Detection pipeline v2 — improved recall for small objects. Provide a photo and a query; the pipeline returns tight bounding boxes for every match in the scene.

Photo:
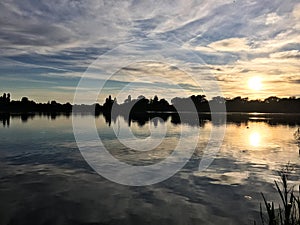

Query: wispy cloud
[208,38,250,52]
[270,50,300,59]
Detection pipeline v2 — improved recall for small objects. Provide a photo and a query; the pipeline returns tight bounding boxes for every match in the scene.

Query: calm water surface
[0,114,299,225]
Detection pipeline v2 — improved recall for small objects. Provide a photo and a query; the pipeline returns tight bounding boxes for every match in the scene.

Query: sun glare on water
[249,132,261,147]
[248,77,263,91]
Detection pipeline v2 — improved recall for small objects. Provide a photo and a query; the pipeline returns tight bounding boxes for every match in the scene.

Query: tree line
[1,93,300,113]
[101,94,300,113]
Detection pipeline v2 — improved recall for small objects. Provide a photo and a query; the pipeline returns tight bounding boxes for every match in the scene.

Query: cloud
[270,50,300,59]
[265,13,281,25]
[192,46,216,53]
[0,0,131,56]
[291,79,300,84]
[293,3,300,19]
[208,38,250,52]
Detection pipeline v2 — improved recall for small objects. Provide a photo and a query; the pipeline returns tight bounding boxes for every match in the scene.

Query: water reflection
[0,113,10,127]
[249,132,261,147]
[2,112,300,128]
[0,113,300,225]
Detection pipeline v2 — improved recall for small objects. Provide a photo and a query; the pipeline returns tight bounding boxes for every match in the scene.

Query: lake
[0,113,299,225]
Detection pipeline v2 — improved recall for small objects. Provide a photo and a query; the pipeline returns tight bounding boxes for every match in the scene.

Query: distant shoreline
[1,93,300,114]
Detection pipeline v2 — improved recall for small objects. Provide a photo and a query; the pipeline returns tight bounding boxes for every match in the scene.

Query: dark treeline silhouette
[1,93,300,114]
[97,94,300,115]
[1,92,300,128]
[101,94,174,114]
[0,93,73,113]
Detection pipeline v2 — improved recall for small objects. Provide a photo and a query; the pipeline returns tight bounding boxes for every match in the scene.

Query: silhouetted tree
[103,95,116,112]
[21,97,29,103]
[7,93,10,103]
[264,96,280,104]
[138,95,145,100]
[211,96,226,104]
[124,95,132,103]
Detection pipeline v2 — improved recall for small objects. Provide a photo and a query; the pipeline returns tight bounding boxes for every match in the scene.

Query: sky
[0,0,299,103]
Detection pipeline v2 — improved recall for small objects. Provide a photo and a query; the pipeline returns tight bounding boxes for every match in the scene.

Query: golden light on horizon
[248,77,263,91]
[249,132,261,147]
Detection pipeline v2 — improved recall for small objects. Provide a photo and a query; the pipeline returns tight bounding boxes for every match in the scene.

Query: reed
[258,164,300,225]
[294,128,300,154]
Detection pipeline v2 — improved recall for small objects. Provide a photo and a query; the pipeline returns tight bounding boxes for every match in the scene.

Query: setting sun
[248,77,263,91]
